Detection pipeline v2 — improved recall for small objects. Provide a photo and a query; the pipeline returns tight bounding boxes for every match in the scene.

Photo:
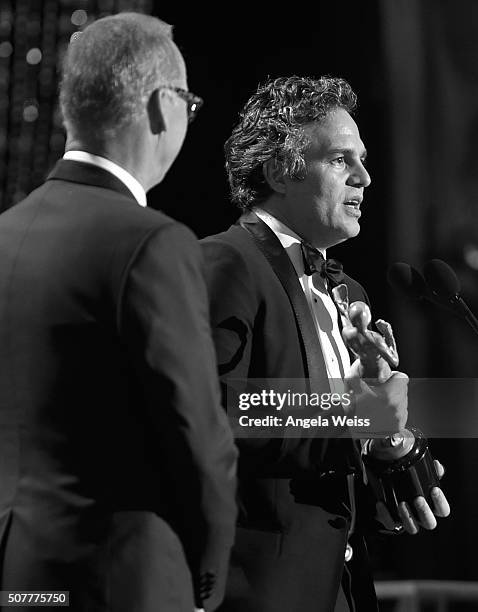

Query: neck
[258,199,331,250]
[65,128,163,192]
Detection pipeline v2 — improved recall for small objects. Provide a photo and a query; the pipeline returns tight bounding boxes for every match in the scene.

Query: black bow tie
[300,241,344,286]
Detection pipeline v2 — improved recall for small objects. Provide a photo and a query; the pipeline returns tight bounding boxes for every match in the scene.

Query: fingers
[344,360,367,396]
[376,501,398,531]
[388,370,409,383]
[434,459,445,479]
[398,497,437,533]
[398,490,450,535]
[397,412,408,432]
[345,366,409,432]
[430,460,450,516]
[347,358,364,380]
[378,458,450,535]
[370,370,408,431]
[412,496,437,530]
[430,486,451,518]
[398,501,420,534]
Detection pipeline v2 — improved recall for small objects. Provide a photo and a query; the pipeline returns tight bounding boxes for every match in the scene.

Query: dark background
[1,0,478,601]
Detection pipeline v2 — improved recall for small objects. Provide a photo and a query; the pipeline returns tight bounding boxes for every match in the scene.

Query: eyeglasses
[161,86,203,124]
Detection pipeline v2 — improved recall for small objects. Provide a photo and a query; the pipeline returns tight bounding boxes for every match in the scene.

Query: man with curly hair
[0,13,237,612]
[201,76,449,611]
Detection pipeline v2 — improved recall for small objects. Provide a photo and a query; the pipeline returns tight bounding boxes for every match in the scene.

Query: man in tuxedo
[201,76,449,611]
[0,13,237,612]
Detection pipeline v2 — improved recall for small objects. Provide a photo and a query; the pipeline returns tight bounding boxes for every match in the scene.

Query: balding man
[0,13,236,612]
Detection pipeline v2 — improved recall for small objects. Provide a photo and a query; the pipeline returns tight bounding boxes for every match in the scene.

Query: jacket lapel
[239,211,330,394]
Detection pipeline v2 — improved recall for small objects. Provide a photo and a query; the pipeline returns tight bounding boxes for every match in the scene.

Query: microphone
[423,258,478,337]
[388,261,459,314]
[387,262,431,302]
[423,258,460,299]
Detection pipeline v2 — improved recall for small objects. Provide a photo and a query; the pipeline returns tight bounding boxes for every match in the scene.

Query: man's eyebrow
[328,147,368,159]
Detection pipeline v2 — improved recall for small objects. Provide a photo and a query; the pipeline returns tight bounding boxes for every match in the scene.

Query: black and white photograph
[0,1,476,611]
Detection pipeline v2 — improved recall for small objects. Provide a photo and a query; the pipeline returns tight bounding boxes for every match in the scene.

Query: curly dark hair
[225,76,357,210]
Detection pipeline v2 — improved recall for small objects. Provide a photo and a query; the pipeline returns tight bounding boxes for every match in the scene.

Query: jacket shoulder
[200,224,264,265]
[201,223,252,247]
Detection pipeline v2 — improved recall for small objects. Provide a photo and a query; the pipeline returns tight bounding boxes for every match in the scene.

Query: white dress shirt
[254,208,351,390]
[63,150,147,208]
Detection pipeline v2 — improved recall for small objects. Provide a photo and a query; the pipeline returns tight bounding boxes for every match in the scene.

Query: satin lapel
[239,211,330,393]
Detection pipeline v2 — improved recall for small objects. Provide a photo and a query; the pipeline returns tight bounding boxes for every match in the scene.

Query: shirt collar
[63,151,147,207]
[253,207,326,277]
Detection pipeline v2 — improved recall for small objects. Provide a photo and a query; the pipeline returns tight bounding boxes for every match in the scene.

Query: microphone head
[423,259,461,299]
[387,262,429,301]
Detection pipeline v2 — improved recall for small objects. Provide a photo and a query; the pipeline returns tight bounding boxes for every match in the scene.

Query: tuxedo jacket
[0,160,237,612]
[201,212,378,612]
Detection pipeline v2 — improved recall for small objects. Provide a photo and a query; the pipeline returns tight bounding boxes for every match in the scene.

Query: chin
[330,224,360,246]
[344,221,361,238]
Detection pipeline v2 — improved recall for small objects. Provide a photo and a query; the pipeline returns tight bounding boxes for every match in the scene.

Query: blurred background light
[0,21,12,36]
[71,9,87,26]
[0,41,13,58]
[26,47,42,64]
[463,244,478,271]
[0,0,153,213]
[23,102,39,122]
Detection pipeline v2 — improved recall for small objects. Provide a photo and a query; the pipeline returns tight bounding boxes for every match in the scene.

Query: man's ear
[147,89,166,135]
[262,158,286,194]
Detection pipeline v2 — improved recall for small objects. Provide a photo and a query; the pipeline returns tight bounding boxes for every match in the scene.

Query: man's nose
[349,162,371,188]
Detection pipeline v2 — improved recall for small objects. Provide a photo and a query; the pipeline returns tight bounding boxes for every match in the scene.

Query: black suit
[201,212,377,612]
[0,160,237,611]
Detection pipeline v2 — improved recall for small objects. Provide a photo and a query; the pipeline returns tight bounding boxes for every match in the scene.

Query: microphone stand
[449,294,478,337]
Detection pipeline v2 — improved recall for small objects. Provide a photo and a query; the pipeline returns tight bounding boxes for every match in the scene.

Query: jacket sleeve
[118,222,237,611]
